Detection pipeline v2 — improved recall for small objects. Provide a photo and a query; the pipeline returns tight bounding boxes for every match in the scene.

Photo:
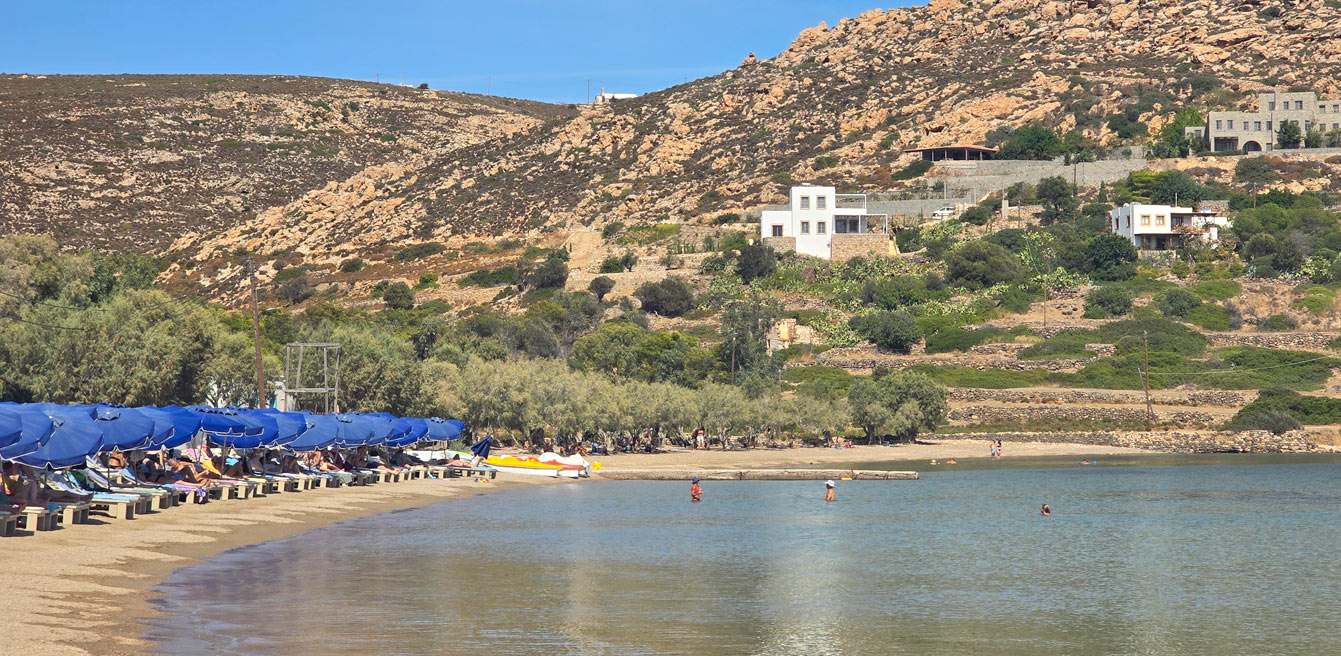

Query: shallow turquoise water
[147,457,1341,655]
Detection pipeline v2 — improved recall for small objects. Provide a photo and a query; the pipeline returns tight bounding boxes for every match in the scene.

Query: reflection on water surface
[149,458,1341,655]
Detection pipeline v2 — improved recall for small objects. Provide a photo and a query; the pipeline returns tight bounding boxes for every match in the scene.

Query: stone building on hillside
[1109,202,1230,251]
[758,184,893,260]
[1186,90,1341,152]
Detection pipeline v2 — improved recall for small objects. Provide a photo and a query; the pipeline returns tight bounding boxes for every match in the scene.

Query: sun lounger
[52,502,91,525]
[0,511,16,537]
[82,462,179,509]
[445,465,497,479]
[18,505,60,531]
[47,472,145,519]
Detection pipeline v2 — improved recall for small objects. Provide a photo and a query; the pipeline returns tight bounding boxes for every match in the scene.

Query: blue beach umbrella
[0,404,54,460]
[424,417,463,440]
[14,407,104,469]
[86,405,155,451]
[286,414,339,451]
[136,406,202,450]
[331,413,375,448]
[187,407,265,449]
[0,406,22,451]
[355,412,397,446]
[469,434,496,459]
[252,409,307,447]
[384,417,427,448]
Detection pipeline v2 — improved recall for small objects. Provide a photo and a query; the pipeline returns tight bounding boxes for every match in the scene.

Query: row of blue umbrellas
[0,402,464,470]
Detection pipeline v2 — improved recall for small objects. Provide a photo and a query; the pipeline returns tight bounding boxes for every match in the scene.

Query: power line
[1,312,87,331]
[0,288,206,313]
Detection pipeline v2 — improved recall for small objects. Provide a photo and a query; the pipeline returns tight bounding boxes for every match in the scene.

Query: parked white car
[931,206,957,220]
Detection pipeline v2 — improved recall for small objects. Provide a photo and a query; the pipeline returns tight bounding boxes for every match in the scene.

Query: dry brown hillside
[0,74,572,251]
[173,0,1341,286]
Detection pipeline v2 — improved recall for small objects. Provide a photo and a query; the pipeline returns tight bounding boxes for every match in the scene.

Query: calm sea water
[147,456,1341,655]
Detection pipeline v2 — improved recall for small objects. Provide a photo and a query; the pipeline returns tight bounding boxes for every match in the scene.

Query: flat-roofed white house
[1109,203,1230,251]
[758,184,891,260]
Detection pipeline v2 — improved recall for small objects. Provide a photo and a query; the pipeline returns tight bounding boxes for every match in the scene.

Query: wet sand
[3,440,1142,655]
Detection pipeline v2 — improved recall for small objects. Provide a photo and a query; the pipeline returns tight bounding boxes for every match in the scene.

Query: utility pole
[248,259,265,409]
[1141,331,1154,432]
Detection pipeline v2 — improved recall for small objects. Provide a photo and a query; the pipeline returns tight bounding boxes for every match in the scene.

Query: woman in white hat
[824,480,835,502]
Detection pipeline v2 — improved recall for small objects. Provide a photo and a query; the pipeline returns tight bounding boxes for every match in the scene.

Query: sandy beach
[2,440,1142,655]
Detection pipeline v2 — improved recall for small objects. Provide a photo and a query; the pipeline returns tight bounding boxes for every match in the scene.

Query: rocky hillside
[175,0,1341,278]
[0,74,572,251]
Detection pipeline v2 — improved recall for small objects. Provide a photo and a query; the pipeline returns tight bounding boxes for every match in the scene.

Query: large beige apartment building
[1185,90,1341,153]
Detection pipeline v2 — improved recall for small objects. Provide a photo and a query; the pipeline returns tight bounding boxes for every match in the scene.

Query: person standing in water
[1040,504,1051,517]
[690,476,702,502]
[824,480,835,502]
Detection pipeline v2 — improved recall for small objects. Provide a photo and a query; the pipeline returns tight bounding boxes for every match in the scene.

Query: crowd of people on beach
[0,443,488,536]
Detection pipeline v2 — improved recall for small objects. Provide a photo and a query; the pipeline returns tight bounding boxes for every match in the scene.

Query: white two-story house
[1110,203,1231,251]
[758,184,889,259]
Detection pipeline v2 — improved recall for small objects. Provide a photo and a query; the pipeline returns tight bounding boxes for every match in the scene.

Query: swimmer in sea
[691,476,702,502]
[1041,504,1051,517]
[824,480,835,502]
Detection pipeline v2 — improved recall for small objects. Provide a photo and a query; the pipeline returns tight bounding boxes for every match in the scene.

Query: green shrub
[382,282,415,310]
[783,366,856,400]
[1084,285,1134,319]
[960,206,993,225]
[1230,388,1338,429]
[588,275,615,301]
[850,309,922,353]
[923,326,1027,354]
[814,155,839,169]
[1158,287,1203,317]
[1018,330,1095,360]
[393,242,447,261]
[635,278,695,317]
[273,266,306,284]
[1183,303,1232,330]
[1256,314,1298,331]
[945,241,1027,289]
[599,256,626,274]
[458,266,519,288]
[601,221,625,239]
[771,172,794,185]
[1191,280,1241,301]
[905,365,1048,388]
[889,159,933,181]
[339,258,366,273]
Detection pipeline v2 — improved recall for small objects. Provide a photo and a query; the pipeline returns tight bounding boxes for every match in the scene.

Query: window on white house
[1155,216,1165,226]
[771,225,783,237]
[1140,215,1151,226]
[1296,100,1304,110]
[1268,102,1276,111]
[800,196,810,210]
[800,221,810,234]
[1255,121,1262,131]
[1227,120,1234,130]
[1215,120,1223,130]
[817,222,827,234]
[816,196,826,210]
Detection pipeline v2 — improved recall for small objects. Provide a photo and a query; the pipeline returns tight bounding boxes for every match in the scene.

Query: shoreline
[0,475,555,656]
[0,440,1298,656]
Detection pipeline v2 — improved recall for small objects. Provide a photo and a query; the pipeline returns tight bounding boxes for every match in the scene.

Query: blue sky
[1,1,917,103]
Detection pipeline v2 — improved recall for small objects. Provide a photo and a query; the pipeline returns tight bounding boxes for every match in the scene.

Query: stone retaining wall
[1205,331,1340,350]
[812,347,1092,372]
[948,388,1251,407]
[948,404,1215,427]
[926,429,1317,453]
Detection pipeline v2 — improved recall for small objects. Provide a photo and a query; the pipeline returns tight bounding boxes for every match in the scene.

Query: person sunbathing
[4,462,91,505]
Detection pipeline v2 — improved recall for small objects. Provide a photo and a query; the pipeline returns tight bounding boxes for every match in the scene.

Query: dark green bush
[1158,287,1203,317]
[850,309,922,353]
[889,159,933,181]
[634,278,695,317]
[945,241,1026,289]
[339,258,366,273]
[273,266,306,284]
[458,266,520,288]
[1257,313,1298,331]
[392,242,446,262]
[1084,285,1134,319]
